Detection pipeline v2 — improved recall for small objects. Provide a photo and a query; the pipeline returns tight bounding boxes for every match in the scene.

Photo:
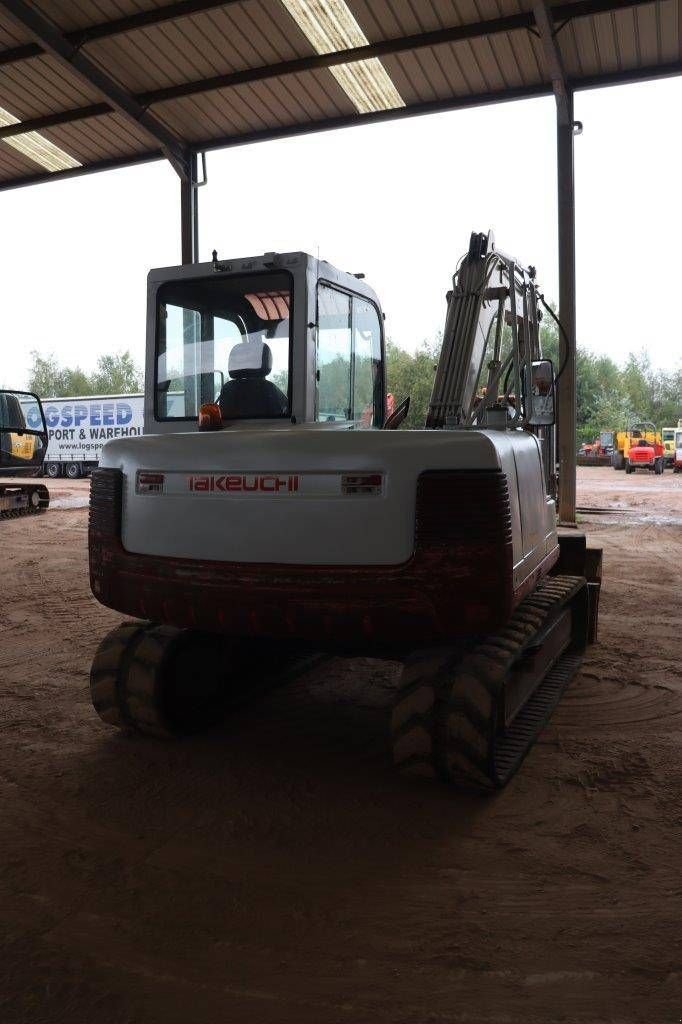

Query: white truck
[42,393,144,479]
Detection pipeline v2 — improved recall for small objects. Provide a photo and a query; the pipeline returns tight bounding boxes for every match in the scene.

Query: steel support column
[557,89,577,524]
[180,152,199,264]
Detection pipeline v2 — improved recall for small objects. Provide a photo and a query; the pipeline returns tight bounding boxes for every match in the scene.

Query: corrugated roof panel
[657,0,680,62]
[565,13,601,76]
[606,5,638,68]
[399,44,457,99]
[155,66,355,144]
[84,1,312,96]
[482,32,526,89]
[31,0,171,34]
[589,11,621,74]
[0,55,99,121]
[461,35,509,92]
[0,7,33,49]
[42,111,153,163]
[384,47,443,103]
[500,20,544,85]
[634,2,664,67]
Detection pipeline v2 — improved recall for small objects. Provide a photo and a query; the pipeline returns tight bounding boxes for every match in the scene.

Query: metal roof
[0,0,678,190]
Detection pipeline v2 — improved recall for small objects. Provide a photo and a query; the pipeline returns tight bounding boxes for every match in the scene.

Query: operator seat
[218,340,288,419]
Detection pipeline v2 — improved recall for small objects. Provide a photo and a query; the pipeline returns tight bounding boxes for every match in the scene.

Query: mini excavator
[88,232,601,789]
[0,390,49,518]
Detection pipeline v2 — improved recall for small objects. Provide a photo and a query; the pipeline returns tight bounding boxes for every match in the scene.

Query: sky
[1,74,681,389]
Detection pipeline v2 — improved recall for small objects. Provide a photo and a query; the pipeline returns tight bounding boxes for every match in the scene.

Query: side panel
[43,395,144,464]
[512,432,557,586]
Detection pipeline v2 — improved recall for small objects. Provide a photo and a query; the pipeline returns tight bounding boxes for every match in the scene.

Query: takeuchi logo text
[188,474,300,493]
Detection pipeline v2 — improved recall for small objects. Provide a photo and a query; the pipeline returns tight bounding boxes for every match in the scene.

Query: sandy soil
[577,464,682,521]
[1,471,681,1023]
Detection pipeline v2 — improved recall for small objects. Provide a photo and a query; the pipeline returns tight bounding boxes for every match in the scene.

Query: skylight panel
[0,105,81,173]
[280,0,405,114]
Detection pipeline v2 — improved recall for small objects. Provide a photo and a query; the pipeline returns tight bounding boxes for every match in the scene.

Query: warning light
[198,403,223,431]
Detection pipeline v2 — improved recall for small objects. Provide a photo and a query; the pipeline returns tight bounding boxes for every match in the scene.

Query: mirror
[526,360,555,426]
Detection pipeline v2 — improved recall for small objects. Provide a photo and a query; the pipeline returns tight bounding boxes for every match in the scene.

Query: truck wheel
[65,462,81,479]
[655,459,664,475]
[90,623,234,738]
[45,462,61,479]
[612,452,625,470]
[625,463,633,474]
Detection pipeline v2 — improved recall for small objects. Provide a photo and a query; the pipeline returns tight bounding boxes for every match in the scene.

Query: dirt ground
[2,469,681,1023]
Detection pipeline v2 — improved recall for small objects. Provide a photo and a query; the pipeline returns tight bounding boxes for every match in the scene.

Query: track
[391,575,588,789]
[0,481,49,519]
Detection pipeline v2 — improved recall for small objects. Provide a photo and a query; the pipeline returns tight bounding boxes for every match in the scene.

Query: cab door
[0,391,48,476]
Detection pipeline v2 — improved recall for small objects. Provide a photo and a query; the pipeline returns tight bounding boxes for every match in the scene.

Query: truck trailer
[42,393,144,479]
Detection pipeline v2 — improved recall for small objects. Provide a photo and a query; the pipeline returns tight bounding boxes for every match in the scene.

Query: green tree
[27,350,142,398]
[385,335,441,428]
[91,351,143,394]
[383,319,681,441]
[27,351,91,398]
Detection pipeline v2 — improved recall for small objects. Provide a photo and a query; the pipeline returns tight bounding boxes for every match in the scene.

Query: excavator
[0,390,49,518]
[88,233,601,790]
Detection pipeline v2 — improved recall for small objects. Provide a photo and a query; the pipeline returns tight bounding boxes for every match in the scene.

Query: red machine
[626,438,665,474]
[577,431,614,467]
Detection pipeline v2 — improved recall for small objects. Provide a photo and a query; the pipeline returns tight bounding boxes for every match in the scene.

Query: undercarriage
[90,536,600,790]
[0,481,49,519]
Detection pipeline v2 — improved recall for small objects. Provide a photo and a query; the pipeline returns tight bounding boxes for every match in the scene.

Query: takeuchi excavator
[88,233,601,790]
[0,390,49,518]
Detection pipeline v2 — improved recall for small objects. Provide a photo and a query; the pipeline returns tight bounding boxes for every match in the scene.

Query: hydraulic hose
[537,293,571,382]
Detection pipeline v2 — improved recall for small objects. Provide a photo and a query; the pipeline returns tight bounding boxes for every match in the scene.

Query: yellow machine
[661,420,682,467]
[0,390,49,517]
[612,421,662,471]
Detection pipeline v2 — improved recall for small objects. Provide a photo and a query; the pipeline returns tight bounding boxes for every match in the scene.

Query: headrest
[228,341,273,379]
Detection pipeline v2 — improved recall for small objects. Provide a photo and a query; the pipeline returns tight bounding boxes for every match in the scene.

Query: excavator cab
[145,251,387,434]
[0,390,48,476]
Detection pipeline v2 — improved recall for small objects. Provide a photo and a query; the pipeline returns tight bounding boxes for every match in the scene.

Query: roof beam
[0,0,243,68]
[533,1,570,125]
[0,0,655,144]
[0,0,190,178]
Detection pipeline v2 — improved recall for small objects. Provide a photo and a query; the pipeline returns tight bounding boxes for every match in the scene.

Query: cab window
[156,271,291,421]
[317,285,351,422]
[316,284,383,427]
[353,297,383,428]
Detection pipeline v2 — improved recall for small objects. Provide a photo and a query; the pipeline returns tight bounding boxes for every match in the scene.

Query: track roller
[391,574,589,790]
